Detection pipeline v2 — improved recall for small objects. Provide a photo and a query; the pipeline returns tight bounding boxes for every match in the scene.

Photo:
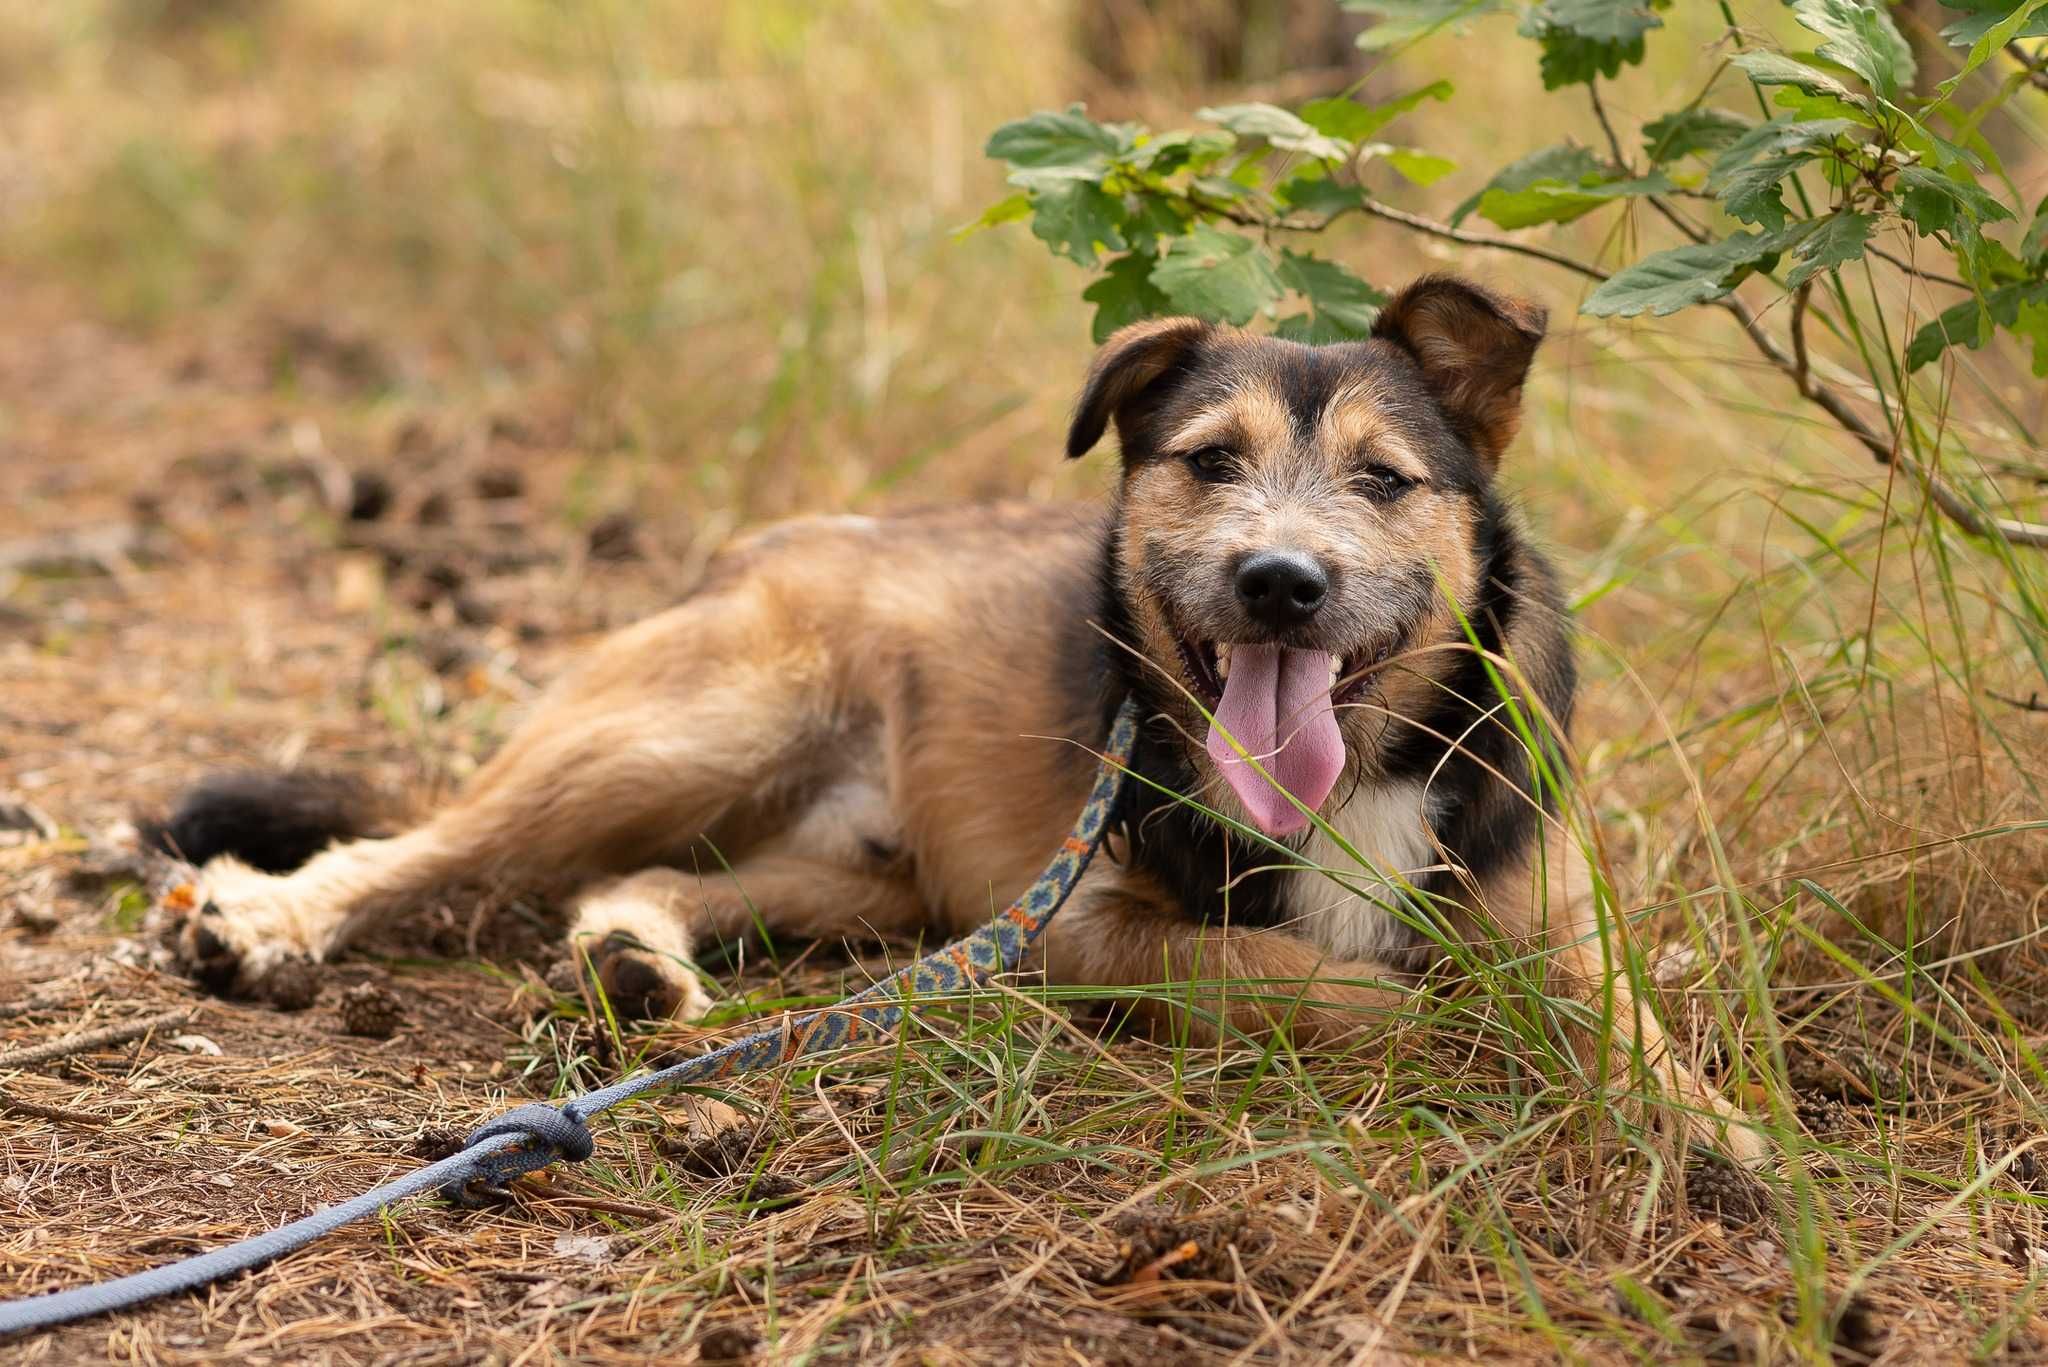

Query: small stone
[347,470,394,522]
[473,465,524,500]
[586,511,642,562]
[339,981,404,1038]
[695,1324,756,1364]
[6,902,58,935]
[0,796,57,840]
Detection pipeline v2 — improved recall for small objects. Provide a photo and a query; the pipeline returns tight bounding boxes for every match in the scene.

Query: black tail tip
[141,770,381,873]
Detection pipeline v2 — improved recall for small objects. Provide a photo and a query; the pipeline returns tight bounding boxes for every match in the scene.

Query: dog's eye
[1183,446,1236,483]
[1354,464,1416,502]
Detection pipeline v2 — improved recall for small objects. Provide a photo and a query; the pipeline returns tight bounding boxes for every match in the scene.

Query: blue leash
[0,701,1138,1337]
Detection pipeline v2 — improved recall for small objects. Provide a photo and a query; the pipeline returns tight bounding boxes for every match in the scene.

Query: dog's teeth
[1329,658,1342,688]
[1215,643,1231,682]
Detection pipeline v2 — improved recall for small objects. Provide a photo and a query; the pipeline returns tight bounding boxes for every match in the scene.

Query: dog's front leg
[180,825,482,997]
[1478,830,1767,1165]
[1040,878,1408,1044]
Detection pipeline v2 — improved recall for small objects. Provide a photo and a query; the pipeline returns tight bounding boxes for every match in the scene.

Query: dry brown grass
[4,1,2048,1361]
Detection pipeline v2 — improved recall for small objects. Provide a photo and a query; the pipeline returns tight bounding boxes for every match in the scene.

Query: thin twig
[1588,82,1631,173]
[1790,281,1813,392]
[1353,199,1610,282]
[1864,244,1969,291]
[0,1089,108,1127]
[1714,291,2048,546]
[1987,690,2048,713]
[0,1007,195,1071]
[2010,43,2048,94]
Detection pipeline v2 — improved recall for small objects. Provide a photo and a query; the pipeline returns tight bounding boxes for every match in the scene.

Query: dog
[156,274,1759,1161]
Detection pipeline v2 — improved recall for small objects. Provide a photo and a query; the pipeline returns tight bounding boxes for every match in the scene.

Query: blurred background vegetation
[2,0,2044,965]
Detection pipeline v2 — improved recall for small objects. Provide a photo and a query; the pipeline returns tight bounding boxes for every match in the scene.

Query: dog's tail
[141,771,388,873]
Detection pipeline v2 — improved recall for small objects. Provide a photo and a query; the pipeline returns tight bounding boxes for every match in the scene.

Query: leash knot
[441,1102,594,1206]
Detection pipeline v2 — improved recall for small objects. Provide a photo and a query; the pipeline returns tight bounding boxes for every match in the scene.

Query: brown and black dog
[155,274,1759,1160]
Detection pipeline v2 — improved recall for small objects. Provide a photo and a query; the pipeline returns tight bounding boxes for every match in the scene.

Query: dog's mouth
[1173,635,1402,712]
[1172,632,1404,840]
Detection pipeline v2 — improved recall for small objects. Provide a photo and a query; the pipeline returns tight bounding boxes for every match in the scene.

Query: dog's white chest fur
[1285,780,1439,963]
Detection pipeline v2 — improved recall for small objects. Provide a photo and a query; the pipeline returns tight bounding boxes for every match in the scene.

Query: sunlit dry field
[4,2,2048,1361]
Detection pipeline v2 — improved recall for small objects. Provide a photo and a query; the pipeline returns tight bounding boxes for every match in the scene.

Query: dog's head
[1070,274,1546,839]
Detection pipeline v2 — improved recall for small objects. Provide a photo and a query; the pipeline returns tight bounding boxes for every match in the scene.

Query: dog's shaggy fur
[156,275,1758,1160]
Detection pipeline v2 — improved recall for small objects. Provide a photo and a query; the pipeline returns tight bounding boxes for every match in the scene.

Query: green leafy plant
[976,0,2048,547]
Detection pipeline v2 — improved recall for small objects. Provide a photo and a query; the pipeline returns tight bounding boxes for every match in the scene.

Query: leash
[0,700,1139,1337]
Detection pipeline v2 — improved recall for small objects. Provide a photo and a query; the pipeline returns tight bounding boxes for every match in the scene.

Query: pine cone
[339,982,405,1039]
[1686,1158,1768,1226]
[1795,1093,1856,1136]
[1786,1044,1905,1105]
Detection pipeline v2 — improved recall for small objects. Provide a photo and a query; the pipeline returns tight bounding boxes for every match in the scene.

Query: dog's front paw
[172,861,324,1007]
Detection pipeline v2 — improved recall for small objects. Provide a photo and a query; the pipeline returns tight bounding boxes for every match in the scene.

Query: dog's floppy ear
[1066,317,1210,459]
[1372,276,1545,466]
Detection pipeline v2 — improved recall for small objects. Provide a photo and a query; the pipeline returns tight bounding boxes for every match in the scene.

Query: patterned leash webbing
[0,700,1140,1337]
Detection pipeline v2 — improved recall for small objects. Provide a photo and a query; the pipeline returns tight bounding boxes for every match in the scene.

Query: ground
[5,2,2048,1363]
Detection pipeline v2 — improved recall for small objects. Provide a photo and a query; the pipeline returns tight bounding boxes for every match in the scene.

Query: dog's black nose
[1235,551,1328,628]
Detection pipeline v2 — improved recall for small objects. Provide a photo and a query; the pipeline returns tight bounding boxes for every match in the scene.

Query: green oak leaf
[1084,253,1173,342]
[1533,0,1662,43]
[1784,210,1875,287]
[1475,173,1673,229]
[1582,229,1804,316]
[1641,108,1752,163]
[1938,0,2048,47]
[1030,179,1128,266]
[1120,194,1192,254]
[1519,0,1662,88]
[1127,129,1236,175]
[1896,166,2014,238]
[1365,145,1459,186]
[986,106,1132,173]
[1790,0,1915,99]
[1343,0,1505,49]
[1298,81,1453,142]
[1278,249,1386,335]
[1935,0,2048,97]
[1905,281,2048,373]
[1275,167,1368,216]
[1705,118,1855,226]
[1198,103,1351,163]
[1450,143,1605,225]
[1730,50,1859,101]
[1769,87,1880,126]
[1149,226,1285,325]
[1713,153,1811,232]
[2025,193,2048,266]
[954,193,1031,239]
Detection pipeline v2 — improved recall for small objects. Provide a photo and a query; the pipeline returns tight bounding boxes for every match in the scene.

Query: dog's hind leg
[179,592,835,998]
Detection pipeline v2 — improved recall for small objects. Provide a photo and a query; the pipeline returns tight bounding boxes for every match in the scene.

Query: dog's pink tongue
[1205,645,1344,838]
